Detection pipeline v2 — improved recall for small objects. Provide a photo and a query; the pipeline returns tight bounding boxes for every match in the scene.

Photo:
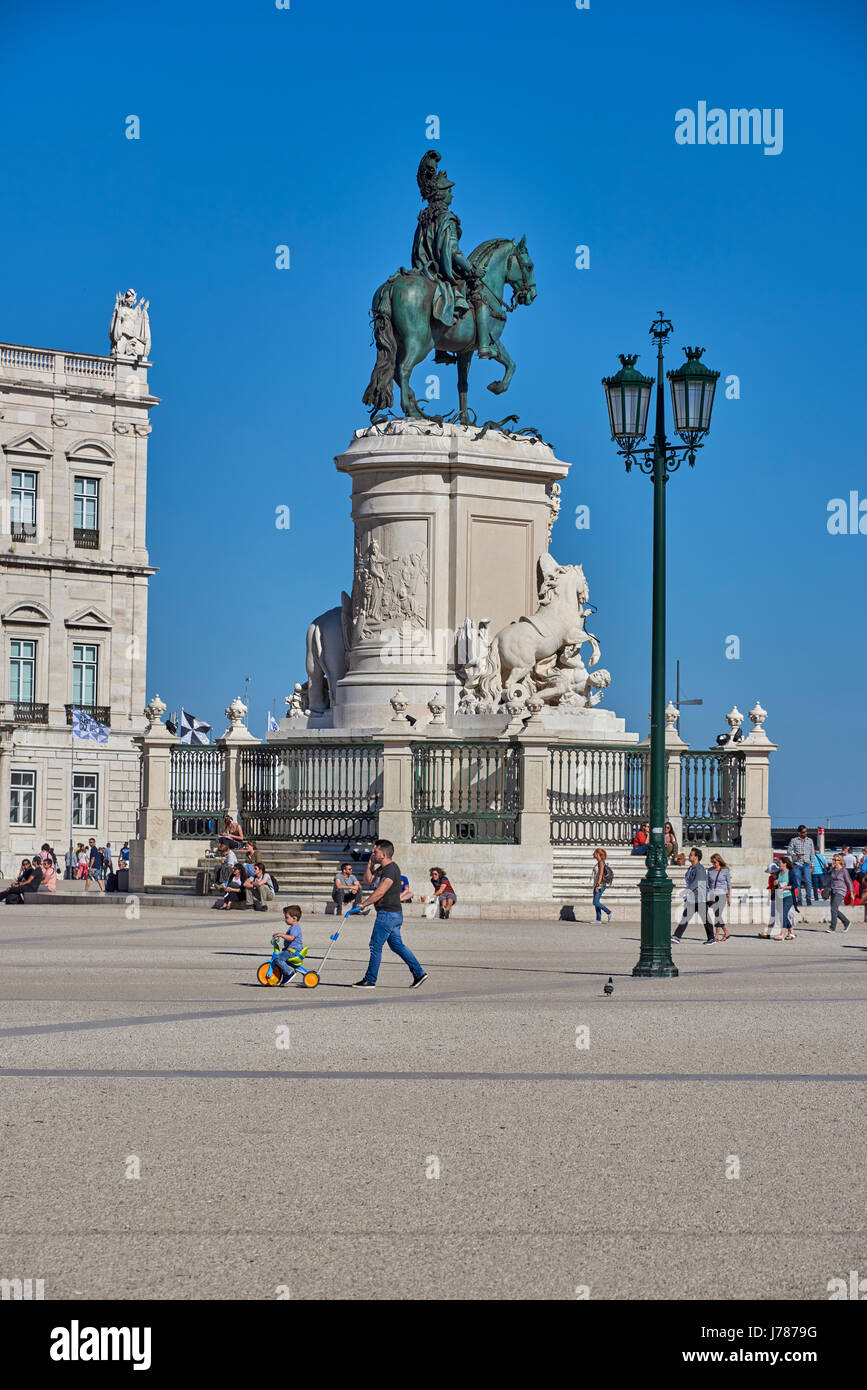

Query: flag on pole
[71,706,109,744]
[267,712,279,733]
[179,710,212,745]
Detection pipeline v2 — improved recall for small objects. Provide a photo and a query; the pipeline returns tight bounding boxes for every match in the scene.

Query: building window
[72,772,98,829]
[73,477,99,547]
[9,640,36,703]
[10,469,37,538]
[10,770,36,826]
[72,644,99,707]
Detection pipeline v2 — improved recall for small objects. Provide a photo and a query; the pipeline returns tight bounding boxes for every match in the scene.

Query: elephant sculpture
[305,592,352,713]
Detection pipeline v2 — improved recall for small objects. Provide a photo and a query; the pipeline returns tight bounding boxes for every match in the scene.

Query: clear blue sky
[2,0,865,826]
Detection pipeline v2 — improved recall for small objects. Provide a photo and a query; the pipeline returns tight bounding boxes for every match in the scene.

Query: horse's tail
[478,634,503,706]
[362,280,397,412]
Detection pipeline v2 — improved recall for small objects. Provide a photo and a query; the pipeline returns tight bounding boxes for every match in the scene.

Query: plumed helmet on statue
[417,150,455,202]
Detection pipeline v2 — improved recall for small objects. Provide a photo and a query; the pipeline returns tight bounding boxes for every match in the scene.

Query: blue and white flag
[72,707,109,744]
[267,712,279,733]
[179,709,212,745]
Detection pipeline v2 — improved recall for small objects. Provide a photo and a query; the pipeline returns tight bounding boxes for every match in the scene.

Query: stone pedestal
[331,420,570,729]
[129,711,184,892]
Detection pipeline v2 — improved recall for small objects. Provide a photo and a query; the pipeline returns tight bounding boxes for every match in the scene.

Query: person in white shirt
[842,846,857,873]
[219,847,238,884]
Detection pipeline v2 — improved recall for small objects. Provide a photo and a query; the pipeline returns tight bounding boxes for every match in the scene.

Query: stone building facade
[0,332,157,875]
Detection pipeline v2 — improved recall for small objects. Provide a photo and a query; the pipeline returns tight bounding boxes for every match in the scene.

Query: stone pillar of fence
[377,732,415,854]
[512,725,556,900]
[217,696,259,826]
[740,702,776,879]
[665,701,686,844]
[129,695,182,892]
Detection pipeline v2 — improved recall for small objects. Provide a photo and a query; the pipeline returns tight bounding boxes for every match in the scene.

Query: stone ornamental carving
[546,481,561,544]
[427,691,446,724]
[352,535,428,639]
[109,288,151,359]
[725,705,744,742]
[389,689,409,721]
[225,696,247,729]
[749,700,767,733]
[285,683,307,719]
[143,694,166,729]
[455,686,478,716]
[665,700,680,730]
[456,616,493,693]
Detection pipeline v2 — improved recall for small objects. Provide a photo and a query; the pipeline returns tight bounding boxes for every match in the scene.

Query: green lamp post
[602,313,719,978]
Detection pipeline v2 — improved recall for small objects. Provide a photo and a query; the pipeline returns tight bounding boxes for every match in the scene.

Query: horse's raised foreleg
[487,339,516,396]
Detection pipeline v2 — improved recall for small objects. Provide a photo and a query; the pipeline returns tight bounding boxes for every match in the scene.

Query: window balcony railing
[10,520,38,541]
[65,703,111,727]
[0,701,49,725]
[74,527,100,549]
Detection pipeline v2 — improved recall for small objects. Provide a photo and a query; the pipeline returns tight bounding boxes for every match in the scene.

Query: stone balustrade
[0,341,147,387]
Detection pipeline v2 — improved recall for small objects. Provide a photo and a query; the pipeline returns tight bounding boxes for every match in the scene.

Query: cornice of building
[0,552,157,578]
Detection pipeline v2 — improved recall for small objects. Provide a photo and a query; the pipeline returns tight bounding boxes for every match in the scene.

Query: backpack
[602,864,614,886]
[269,872,280,894]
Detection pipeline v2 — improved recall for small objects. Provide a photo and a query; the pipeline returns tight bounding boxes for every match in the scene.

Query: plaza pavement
[0,899,864,1301]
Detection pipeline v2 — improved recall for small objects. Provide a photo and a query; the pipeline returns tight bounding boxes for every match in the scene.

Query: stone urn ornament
[748,700,768,739]
[143,694,167,731]
[225,696,247,730]
[725,705,744,743]
[389,689,409,722]
[427,691,446,725]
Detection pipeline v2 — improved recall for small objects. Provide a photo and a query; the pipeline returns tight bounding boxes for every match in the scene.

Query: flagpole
[68,711,75,880]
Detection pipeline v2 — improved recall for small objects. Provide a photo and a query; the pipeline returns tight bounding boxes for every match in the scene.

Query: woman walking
[591,848,612,922]
[707,853,731,941]
[825,853,854,934]
[778,858,797,939]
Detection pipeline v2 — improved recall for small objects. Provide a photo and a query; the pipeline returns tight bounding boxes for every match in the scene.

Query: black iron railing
[0,700,49,725]
[65,703,111,726]
[170,745,225,839]
[681,751,745,846]
[412,741,523,844]
[549,744,649,845]
[74,527,99,549]
[10,520,37,541]
[238,743,383,842]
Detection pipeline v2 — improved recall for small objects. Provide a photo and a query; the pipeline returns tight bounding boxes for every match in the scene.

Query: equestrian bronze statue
[363,151,537,423]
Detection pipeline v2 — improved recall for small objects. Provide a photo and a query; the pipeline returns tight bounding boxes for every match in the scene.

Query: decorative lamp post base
[633,876,678,977]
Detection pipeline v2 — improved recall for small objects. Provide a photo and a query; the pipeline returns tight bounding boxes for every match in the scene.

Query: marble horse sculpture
[479,555,599,706]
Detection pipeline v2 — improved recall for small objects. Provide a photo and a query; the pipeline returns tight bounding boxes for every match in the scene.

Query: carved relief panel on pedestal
[350,520,429,642]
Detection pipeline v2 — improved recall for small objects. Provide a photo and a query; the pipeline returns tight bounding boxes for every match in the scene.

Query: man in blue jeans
[786,825,815,907]
[352,839,428,989]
